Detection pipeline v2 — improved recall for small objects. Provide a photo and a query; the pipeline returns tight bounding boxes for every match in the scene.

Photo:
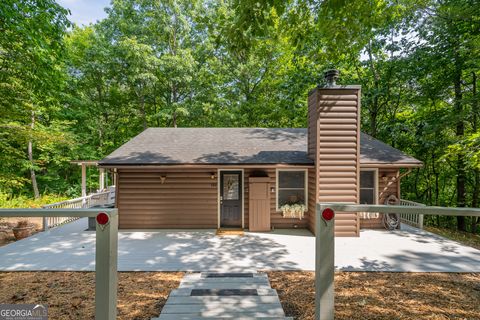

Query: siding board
[117,168,218,229]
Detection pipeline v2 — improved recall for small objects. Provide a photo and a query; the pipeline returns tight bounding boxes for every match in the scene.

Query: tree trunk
[172,84,178,128]
[172,111,177,128]
[140,93,147,130]
[28,111,40,199]
[367,40,379,137]
[453,53,466,231]
[471,72,479,233]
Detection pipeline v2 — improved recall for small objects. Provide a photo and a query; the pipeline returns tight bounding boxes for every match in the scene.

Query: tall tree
[0,0,71,196]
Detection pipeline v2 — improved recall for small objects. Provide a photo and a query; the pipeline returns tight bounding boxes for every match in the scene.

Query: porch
[0,218,478,272]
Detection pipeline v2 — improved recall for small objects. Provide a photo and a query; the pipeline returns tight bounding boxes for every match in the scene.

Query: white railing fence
[399,199,426,229]
[42,188,115,230]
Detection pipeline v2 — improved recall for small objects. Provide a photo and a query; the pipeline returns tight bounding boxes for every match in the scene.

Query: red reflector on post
[96,212,109,225]
[322,208,335,221]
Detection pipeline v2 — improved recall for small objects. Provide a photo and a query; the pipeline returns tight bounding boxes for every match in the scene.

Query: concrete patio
[0,218,479,272]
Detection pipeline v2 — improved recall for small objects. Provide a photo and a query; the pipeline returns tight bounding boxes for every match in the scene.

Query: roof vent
[324,69,339,87]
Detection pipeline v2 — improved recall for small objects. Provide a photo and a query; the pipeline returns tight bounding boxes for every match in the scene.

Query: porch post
[95,211,118,320]
[99,168,105,191]
[315,204,335,320]
[81,163,87,206]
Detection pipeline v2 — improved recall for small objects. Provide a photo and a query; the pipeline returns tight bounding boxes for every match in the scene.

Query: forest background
[1,0,479,233]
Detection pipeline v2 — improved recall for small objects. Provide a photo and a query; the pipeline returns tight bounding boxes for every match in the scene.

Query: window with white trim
[277,170,307,209]
[360,170,377,204]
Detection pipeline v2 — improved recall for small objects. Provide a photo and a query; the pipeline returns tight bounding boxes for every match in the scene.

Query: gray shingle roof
[98,128,422,166]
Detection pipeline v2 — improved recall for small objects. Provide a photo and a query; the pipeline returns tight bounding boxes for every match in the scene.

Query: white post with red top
[315,204,335,320]
[95,211,118,320]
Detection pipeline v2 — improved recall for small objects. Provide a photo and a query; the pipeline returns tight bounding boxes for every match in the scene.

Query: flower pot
[12,226,34,240]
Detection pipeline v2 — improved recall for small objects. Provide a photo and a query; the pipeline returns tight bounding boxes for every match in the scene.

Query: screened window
[277,170,307,208]
[360,170,377,204]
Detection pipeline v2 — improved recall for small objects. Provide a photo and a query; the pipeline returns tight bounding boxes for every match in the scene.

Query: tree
[0,0,71,197]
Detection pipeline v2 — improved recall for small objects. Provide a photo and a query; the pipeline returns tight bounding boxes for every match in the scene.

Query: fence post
[315,204,335,320]
[418,214,424,229]
[95,211,118,320]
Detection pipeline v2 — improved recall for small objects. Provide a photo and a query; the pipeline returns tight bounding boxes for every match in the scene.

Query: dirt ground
[0,272,479,319]
[0,217,43,247]
[268,271,480,320]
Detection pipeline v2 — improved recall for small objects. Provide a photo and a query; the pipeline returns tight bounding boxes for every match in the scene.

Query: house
[98,73,422,236]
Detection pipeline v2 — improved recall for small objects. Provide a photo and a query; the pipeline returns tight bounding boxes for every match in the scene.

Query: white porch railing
[399,199,426,229]
[42,188,115,230]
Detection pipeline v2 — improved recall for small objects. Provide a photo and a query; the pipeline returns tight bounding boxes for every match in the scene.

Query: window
[276,170,307,209]
[360,170,377,204]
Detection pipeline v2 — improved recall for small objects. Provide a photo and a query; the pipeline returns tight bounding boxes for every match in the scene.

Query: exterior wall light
[160,175,166,184]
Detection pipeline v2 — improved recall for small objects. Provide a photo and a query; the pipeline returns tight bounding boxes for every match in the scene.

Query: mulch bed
[0,271,479,319]
[0,272,183,320]
[267,271,480,320]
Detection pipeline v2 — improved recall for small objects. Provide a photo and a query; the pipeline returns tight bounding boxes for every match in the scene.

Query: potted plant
[12,220,34,240]
[280,202,307,220]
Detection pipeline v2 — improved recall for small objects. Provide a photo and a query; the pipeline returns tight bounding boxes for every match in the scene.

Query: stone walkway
[153,272,291,320]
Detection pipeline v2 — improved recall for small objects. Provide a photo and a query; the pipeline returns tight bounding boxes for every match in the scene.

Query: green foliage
[0,193,68,209]
[1,0,479,235]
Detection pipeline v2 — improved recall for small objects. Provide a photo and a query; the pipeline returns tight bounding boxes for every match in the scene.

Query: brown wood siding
[307,167,317,233]
[307,88,361,236]
[308,89,318,160]
[117,166,312,230]
[244,168,308,230]
[360,169,400,229]
[117,169,218,229]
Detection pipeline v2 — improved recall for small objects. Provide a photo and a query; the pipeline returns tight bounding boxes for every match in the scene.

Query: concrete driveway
[0,218,478,272]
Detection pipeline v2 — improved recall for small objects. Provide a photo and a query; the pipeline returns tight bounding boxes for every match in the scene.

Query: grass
[0,271,479,319]
[425,226,480,250]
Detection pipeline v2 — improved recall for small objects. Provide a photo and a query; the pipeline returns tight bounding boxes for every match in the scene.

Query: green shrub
[0,193,69,208]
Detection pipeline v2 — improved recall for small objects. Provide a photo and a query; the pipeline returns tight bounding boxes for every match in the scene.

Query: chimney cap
[324,69,340,87]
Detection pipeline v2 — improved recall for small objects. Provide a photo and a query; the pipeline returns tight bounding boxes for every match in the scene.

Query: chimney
[324,69,340,87]
[307,69,361,236]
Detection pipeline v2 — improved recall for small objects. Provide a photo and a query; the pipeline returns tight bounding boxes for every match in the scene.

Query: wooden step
[164,296,281,305]
[169,288,278,297]
[153,272,287,320]
[161,302,285,314]
[153,315,293,320]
